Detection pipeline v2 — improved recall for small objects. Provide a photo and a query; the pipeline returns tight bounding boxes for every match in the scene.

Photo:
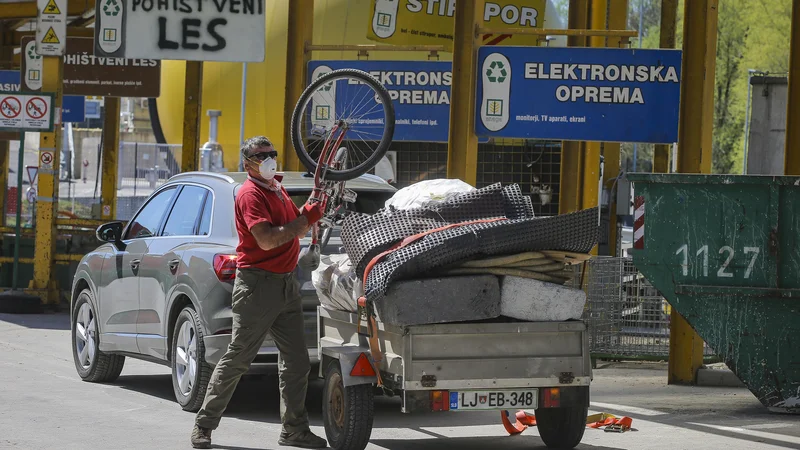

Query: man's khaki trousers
[195,268,311,433]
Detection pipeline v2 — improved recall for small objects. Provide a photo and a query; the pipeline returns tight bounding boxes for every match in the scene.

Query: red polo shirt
[235,178,301,274]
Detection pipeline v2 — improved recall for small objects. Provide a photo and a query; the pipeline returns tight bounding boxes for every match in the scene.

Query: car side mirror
[96,222,125,249]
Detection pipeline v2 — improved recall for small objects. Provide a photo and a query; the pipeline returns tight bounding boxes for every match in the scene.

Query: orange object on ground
[501,410,634,435]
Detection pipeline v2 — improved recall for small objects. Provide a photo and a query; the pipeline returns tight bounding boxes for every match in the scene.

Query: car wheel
[71,289,125,382]
[171,306,213,412]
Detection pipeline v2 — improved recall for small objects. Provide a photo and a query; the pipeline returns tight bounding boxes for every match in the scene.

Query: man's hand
[298,244,321,272]
[301,201,324,225]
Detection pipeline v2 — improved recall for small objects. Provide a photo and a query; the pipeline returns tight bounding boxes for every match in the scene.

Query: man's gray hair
[240,136,273,159]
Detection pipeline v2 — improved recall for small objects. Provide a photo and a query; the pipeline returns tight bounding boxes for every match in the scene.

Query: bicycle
[290,68,396,248]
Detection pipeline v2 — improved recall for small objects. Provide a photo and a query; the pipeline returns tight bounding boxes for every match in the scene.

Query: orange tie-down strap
[356,218,507,386]
[501,410,633,435]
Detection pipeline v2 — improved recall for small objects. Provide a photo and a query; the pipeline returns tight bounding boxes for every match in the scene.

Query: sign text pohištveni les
[475,47,683,144]
[307,60,454,142]
[120,0,266,62]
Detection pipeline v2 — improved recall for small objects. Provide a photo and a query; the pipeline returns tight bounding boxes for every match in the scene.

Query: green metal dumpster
[628,173,800,414]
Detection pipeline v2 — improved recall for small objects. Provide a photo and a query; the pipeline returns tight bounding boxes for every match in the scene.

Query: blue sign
[0,70,22,92]
[307,60,452,142]
[0,70,86,123]
[85,100,101,119]
[475,47,682,144]
[62,96,85,123]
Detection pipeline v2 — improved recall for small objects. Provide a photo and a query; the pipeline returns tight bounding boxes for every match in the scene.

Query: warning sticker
[36,0,66,55]
[43,0,61,14]
[42,27,60,44]
[40,151,54,170]
[0,93,53,131]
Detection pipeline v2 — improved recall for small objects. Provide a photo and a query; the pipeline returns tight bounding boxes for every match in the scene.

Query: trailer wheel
[323,361,374,450]
[534,406,588,449]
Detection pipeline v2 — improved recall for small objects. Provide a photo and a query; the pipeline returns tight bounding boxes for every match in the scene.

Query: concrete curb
[697,366,746,387]
[0,291,43,314]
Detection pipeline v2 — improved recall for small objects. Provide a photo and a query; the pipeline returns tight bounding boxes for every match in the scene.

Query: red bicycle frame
[309,120,349,245]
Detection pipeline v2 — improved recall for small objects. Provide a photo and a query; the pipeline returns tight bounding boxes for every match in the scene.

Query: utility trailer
[316,306,593,450]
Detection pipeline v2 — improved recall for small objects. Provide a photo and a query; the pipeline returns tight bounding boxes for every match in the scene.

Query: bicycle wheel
[291,68,395,182]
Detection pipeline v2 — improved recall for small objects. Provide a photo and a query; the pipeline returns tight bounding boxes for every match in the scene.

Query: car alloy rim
[175,320,198,396]
[74,302,97,369]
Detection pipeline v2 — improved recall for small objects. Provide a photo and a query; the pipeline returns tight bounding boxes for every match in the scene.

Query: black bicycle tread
[291,68,394,182]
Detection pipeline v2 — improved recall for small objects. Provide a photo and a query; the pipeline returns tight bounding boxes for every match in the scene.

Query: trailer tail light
[213,254,238,281]
[350,353,376,377]
[430,390,450,411]
[543,388,560,408]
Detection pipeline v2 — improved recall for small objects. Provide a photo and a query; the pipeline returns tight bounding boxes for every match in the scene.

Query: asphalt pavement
[1,312,799,450]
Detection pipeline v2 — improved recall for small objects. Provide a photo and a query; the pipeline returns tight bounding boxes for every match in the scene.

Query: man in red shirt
[191,136,326,449]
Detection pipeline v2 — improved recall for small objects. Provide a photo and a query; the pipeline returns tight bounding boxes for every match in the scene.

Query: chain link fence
[575,256,718,361]
[115,142,182,220]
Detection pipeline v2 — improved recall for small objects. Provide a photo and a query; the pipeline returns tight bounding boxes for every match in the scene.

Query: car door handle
[130,259,140,273]
[168,259,180,274]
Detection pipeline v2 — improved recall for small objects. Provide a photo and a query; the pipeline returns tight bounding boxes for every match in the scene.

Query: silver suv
[69,171,396,411]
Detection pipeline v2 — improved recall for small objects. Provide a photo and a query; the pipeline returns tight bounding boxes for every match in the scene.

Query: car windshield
[287,190,393,215]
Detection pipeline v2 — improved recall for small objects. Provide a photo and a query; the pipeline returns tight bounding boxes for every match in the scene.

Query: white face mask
[259,157,277,180]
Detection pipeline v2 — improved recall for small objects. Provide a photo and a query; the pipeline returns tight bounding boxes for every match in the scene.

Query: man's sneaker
[278,430,328,449]
[190,425,212,449]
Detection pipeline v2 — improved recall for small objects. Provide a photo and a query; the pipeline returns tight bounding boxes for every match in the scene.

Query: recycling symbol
[27,45,41,60]
[103,0,120,16]
[486,60,507,83]
[317,72,333,92]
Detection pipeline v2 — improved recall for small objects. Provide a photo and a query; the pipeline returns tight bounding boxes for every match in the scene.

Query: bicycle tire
[290,69,395,182]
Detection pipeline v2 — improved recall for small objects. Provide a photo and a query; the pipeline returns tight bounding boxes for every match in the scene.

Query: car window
[197,193,213,236]
[125,186,178,240]
[163,186,209,237]
[287,190,394,215]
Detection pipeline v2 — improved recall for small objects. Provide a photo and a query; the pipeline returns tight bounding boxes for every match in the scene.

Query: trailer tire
[534,406,588,449]
[323,361,374,450]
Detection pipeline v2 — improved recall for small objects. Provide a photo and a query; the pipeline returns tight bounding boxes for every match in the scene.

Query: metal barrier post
[12,133,25,290]
[30,55,63,303]
[785,1,800,175]
[181,61,203,172]
[670,0,719,385]
[653,0,678,173]
[446,0,483,186]
[283,0,313,172]
[101,97,121,221]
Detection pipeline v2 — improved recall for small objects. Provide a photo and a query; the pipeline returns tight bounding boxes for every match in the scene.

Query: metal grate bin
[575,256,717,362]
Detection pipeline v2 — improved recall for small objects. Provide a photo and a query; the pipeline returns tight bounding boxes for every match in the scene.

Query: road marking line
[742,423,799,430]
[590,401,667,416]
[690,422,800,446]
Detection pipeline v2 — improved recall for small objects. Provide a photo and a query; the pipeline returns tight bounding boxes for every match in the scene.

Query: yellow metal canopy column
[446,0,483,186]
[558,0,590,214]
[29,55,63,304]
[181,62,203,172]
[669,0,719,385]
[654,0,678,173]
[283,0,313,173]
[785,0,800,175]
[591,0,628,256]
[101,97,120,222]
[0,140,8,225]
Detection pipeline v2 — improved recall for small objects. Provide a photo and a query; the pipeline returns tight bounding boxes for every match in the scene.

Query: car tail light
[213,254,238,281]
[543,388,560,408]
[430,390,450,411]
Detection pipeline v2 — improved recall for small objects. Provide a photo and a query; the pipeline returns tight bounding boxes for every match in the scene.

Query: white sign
[98,0,124,54]
[26,187,37,204]
[36,0,67,55]
[24,41,44,91]
[40,150,54,170]
[26,166,39,185]
[0,93,53,131]
[122,0,266,62]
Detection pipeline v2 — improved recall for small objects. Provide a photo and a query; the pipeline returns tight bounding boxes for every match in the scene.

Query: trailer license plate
[449,390,538,411]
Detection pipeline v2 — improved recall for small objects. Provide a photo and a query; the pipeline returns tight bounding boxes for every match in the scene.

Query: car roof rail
[169,171,236,184]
